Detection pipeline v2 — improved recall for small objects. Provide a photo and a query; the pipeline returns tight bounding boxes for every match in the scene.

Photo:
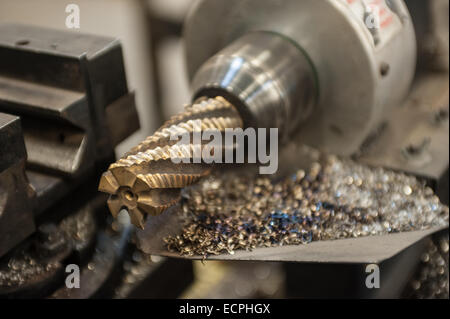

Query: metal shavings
[164,156,449,257]
[60,206,96,250]
[405,233,449,299]
[0,207,94,290]
[0,251,59,288]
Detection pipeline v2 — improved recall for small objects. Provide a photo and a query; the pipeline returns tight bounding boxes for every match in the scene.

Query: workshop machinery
[0,24,193,298]
[99,0,449,298]
[100,0,435,223]
[0,0,448,299]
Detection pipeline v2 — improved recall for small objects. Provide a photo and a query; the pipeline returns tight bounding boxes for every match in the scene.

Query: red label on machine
[343,0,403,48]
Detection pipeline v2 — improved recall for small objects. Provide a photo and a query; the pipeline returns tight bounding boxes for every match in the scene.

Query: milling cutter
[99,0,417,228]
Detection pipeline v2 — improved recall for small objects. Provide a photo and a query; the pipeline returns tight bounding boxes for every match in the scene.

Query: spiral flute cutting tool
[99,97,243,228]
